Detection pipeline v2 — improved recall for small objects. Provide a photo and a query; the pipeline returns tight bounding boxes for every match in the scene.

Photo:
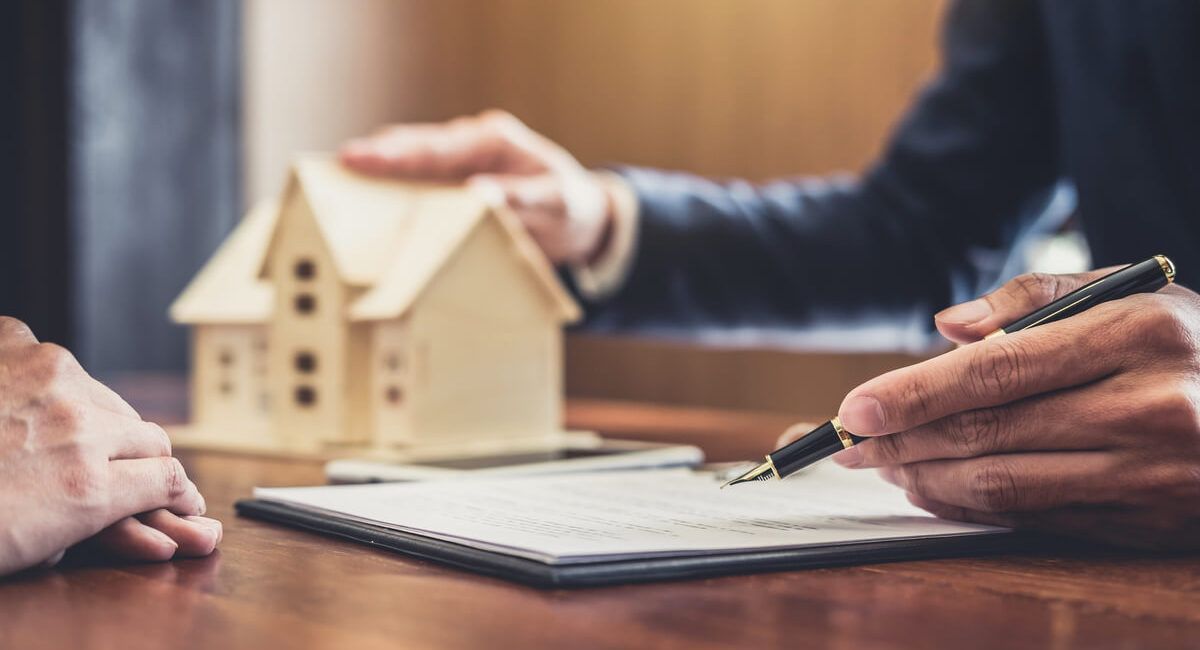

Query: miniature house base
[168,157,584,461]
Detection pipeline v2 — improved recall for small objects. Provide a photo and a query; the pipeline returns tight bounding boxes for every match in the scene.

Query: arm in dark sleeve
[578,0,1060,336]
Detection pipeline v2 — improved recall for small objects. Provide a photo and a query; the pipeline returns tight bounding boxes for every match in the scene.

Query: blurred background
[1,0,1087,418]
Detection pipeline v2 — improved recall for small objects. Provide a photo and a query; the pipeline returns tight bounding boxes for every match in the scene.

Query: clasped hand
[0,317,221,576]
[796,270,1200,549]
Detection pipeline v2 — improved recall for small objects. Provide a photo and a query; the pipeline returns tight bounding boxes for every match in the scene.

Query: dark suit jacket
[578,0,1200,339]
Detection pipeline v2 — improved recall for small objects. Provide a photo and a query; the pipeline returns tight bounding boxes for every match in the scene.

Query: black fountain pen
[722,254,1177,489]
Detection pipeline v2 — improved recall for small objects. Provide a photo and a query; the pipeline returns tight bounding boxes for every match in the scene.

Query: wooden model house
[170,157,581,458]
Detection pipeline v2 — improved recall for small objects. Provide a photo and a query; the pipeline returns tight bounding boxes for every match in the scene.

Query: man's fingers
[137,510,222,558]
[836,380,1137,468]
[74,407,171,460]
[106,419,173,460]
[934,268,1117,344]
[838,309,1131,435]
[469,173,564,213]
[905,493,1186,549]
[342,126,481,179]
[82,511,220,562]
[86,516,178,562]
[880,451,1122,512]
[905,493,1017,528]
[340,111,548,180]
[107,457,205,520]
[85,377,142,419]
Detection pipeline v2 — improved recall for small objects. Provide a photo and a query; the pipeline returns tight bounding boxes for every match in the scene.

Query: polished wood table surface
[3,377,1200,649]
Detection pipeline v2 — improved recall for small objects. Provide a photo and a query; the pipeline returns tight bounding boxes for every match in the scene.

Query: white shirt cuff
[570,172,639,300]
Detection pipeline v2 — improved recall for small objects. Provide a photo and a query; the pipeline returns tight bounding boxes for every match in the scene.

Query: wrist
[570,171,639,300]
[583,177,619,266]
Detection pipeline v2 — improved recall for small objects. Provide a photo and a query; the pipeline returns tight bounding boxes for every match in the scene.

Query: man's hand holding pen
[793,269,1200,549]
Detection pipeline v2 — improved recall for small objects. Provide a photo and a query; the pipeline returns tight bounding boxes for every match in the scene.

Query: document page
[255,463,1006,564]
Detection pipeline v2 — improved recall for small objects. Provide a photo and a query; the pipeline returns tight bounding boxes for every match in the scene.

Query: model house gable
[169,200,278,325]
[348,193,580,324]
[259,156,436,288]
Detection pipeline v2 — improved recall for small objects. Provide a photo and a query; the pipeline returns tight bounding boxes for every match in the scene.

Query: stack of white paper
[254,463,1006,565]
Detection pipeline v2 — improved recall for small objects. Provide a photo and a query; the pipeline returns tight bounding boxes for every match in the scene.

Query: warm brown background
[242,0,948,415]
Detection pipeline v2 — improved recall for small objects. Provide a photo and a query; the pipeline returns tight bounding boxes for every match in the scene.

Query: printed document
[255,463,1006,564]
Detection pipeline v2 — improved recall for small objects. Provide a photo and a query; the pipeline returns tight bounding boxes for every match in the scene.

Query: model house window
[294,293,316,314]
[384,352,403,371]
[295,385,317,406]
[385,386,403,405]
[294,258,316,280]
[217,348,235,398]
[295,351,317,373]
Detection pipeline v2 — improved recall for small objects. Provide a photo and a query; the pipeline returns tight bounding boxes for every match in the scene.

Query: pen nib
[720,460,777,489]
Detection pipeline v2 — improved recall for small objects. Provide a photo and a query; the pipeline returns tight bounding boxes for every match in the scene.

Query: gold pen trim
[1156,254,1176,283]
[764,454,781,479]
[831,417,855,449]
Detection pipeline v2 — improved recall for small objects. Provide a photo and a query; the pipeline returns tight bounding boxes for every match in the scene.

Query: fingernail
[831,446,863,468]
[839,396,885,434]
[147,527,179,552]
[186,516,223,542]
[935,298,992,325]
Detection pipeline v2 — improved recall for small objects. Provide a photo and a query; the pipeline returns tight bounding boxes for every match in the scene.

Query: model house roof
[171,156,580,325]
[169,200,278,324]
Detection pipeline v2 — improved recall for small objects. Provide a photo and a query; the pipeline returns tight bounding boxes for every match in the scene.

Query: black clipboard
[236,498,1026,588]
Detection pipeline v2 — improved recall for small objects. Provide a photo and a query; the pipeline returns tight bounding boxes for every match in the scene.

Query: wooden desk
[2,377,1199,649]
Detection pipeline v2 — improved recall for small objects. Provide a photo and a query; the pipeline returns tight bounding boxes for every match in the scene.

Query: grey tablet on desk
[324,438,705,483]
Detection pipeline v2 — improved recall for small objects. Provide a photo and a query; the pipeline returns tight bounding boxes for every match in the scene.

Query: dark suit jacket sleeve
[577,0,1060,335]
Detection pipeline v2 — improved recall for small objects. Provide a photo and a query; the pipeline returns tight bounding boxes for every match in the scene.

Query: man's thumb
[934,268,1114,344]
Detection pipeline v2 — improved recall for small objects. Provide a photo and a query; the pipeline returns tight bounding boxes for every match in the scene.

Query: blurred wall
[243,0,422,205]
[73,0,240,373]
[243,0,946,414]
[0,0,70,347]
[245,0,944,200]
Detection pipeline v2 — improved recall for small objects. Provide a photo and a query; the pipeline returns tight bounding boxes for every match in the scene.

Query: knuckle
[478,108,517,127]
[148,423,173,457]
[44,397,88,433]
[952,408,1008,457]
[897,378,938,426]
[162,457,190,499]
[968,340,1028,399]
[30,343,79,383]
[1139,298,1195,351]
[1155,464,1200,501]
[58,453,107,505]
[1152,385,1200,432]
[869,434,909,465]
[970,461,1022,512]
[0,315,35,341]
[1007,273,1061,307]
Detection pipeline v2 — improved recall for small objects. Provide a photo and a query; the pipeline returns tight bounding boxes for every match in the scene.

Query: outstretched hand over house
[340,109,618,266]
[0,317,222,576]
